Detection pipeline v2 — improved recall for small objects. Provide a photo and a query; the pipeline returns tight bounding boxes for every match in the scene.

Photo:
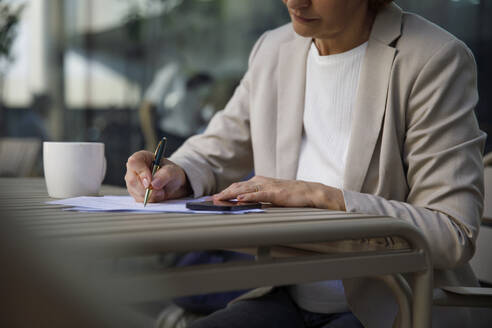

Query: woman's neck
[314,9,375,56]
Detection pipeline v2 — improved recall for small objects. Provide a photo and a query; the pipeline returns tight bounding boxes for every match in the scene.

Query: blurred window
[2,0,491,184]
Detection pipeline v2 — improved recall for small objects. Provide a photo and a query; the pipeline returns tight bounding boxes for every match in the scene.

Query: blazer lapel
[276,34,311,179]
[343,4,402,192]
[342,41,396,192]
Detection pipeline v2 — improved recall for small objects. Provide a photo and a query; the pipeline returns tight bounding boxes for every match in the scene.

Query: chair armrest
[484,152,492,166]
[433,287,492,307]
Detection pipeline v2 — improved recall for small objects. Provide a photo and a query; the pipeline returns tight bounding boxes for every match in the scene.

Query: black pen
[144,137,167,206]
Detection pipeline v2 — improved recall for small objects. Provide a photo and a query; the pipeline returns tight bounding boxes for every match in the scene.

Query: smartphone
[186,199,262,211]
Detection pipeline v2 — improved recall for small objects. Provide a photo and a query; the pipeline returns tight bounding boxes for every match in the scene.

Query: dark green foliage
[0,0,23,61]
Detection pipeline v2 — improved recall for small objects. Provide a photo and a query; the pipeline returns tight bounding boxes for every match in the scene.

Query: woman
[125,1,486,327]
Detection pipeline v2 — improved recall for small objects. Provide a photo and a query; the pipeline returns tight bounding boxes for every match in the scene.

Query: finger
[249,175,266,182]
[216,175,273,200]
[126,169,150,190]
[151,164,186,197]
[237,191,272,203]
[129,189,164,204]
[125,172,145,200]
[148,189,166,203]
[124,171,138,190]
[150,164,176,190]
[132,187,166,204]
[126,169,159,203]
[214,182,255,200]
[127,183,145,202]
[126,151,154,187]
[161,180,183,200]
[149,164,189,201]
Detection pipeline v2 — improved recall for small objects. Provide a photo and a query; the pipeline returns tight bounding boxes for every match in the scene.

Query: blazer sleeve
[343,40,486,269]
[169,32,269,197]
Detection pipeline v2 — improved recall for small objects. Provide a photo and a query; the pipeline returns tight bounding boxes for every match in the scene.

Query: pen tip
[143,188,151,207]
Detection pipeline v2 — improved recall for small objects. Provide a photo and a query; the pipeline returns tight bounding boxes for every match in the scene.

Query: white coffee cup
[43,142,106,198]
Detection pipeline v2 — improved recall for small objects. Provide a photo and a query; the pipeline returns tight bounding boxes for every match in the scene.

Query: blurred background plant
[0,0,23,107]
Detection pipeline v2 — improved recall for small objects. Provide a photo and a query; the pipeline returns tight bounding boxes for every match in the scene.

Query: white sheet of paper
[46,195,264,214]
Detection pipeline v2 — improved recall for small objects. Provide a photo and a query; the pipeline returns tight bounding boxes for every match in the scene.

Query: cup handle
[100,157,107,184]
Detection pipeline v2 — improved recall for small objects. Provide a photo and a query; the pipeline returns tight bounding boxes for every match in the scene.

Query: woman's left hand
[213,175,346,211]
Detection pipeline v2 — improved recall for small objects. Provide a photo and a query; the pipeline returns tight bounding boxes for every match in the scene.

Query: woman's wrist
[312,183,346,211]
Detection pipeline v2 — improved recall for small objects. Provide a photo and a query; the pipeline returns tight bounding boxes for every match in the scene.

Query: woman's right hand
[124,150,192,203]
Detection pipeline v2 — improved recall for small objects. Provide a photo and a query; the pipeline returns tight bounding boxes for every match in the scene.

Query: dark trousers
[189,288,364,328]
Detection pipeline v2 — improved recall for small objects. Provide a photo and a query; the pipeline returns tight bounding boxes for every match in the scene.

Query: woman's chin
[291,24,315,38]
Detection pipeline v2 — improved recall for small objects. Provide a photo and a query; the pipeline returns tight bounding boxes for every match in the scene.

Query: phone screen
[186,200,262,211]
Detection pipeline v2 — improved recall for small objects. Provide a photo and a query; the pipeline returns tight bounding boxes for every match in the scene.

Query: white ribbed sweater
[290,41,367,314]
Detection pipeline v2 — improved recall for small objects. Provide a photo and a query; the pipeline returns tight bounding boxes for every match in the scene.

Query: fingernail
[142,178,150,188]
[237,195,245,200]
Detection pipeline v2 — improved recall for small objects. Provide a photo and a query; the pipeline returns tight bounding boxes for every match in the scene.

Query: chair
[469,154,492,285]
[432,153,492,319]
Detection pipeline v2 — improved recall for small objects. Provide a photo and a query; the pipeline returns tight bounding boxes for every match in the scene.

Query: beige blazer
[170,3,487,327]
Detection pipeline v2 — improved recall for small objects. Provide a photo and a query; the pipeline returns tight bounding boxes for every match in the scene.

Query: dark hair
[368,0,393,12]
